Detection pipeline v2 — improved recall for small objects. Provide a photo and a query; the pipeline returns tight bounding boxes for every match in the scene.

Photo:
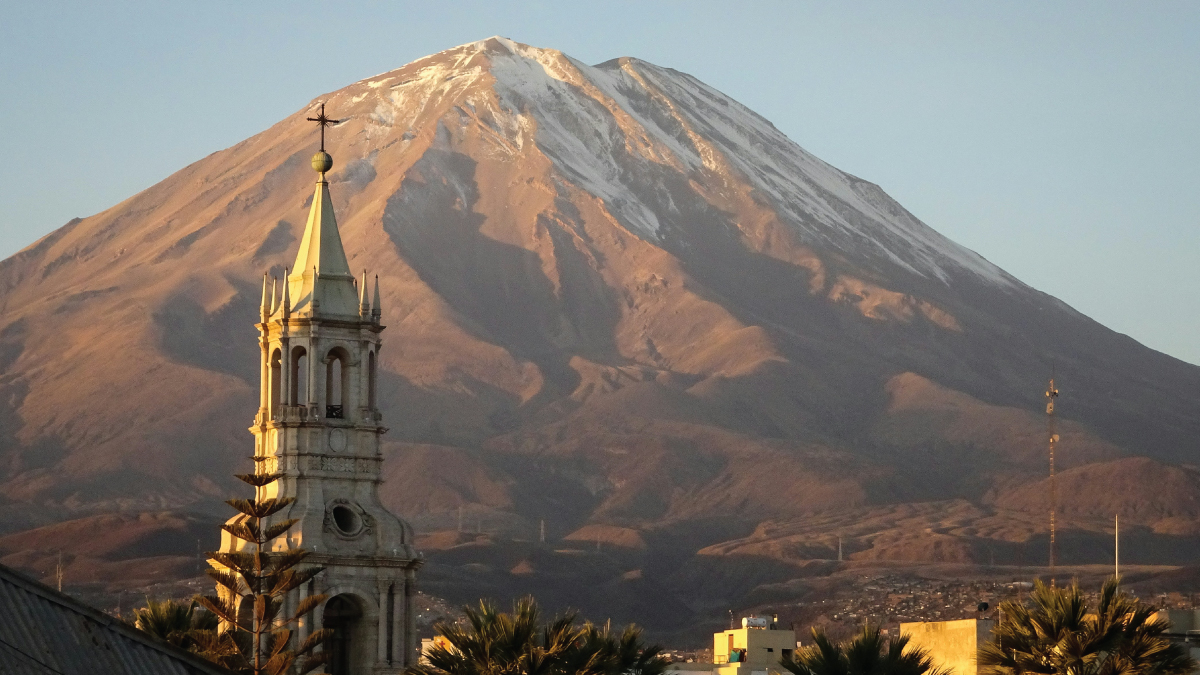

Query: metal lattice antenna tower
[1046,374,1060,582]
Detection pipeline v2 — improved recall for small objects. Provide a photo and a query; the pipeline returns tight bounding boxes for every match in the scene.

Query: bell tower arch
[223,109,422,672]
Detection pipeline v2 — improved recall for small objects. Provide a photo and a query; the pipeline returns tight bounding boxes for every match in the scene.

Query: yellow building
[900,619,994,675]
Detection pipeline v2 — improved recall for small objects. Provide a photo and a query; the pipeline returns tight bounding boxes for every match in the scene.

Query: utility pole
[1046,375,1060,583]
[539,519,546,544]
[838,537,843,562]
[457,505,463,533]
[1115,514,1120,580]
[56,552,64,592]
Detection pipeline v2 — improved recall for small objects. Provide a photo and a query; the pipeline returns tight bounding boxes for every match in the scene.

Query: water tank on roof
[742,617,769,629]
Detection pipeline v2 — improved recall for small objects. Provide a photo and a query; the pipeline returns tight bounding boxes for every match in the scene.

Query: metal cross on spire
[306,103,341,152]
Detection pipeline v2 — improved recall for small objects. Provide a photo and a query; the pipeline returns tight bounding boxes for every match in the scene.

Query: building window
[290,346,308,405]
[325,347,349,418]
[368,350,377,410]
[269,348,282,416]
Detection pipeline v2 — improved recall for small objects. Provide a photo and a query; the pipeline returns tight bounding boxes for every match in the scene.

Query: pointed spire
[260,274,270,320]
[360,270,370,317]
[286,108,359,318]
[281,268,291,317]
[269,277,278,315]
[371,274,382,320]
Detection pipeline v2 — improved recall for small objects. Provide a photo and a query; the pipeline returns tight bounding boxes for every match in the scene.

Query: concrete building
[900,618,994,675]
[1155,610,1200,671]
[217,138,422,674]
[669,617,796,675]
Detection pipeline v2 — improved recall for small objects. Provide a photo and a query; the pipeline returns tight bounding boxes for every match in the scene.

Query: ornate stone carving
[324,498,375,539]
[328,428,347,452]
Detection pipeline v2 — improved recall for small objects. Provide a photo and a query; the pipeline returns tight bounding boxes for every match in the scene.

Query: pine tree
[193,462,330,675]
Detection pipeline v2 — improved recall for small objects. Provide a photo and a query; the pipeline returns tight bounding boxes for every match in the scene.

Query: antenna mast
[1046,375,1060,581]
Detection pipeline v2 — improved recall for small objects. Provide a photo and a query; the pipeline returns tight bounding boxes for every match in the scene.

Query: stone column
[405,570,417,667]
[297,581,309,647]
[259,334,269,415]
[280,338,291,408]
[392,579,405,668]
[377,584,389,665]
[357,340,369,421]
[309,336,320,412]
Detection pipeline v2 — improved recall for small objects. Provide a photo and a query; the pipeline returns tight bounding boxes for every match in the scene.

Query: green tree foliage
[131,597,218,650]
[408,596,669,675]
[979,577,1195,675]
[193,464,330,675]
[781,625,948,675]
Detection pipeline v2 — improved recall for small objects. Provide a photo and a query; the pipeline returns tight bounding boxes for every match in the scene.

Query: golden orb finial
[312,151,333,173]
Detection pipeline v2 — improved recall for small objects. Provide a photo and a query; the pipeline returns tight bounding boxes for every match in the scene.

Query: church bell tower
[225,104,422,674]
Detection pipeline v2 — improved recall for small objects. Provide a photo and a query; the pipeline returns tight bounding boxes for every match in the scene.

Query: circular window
[331,505,361,535]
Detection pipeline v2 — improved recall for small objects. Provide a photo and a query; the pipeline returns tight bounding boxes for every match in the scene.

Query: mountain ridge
[0,36,1198,629]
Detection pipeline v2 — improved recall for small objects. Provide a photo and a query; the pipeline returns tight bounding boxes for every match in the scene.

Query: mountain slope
[1,37,1198,624]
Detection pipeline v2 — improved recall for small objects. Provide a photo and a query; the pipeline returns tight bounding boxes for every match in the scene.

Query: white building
[669,617,797,675]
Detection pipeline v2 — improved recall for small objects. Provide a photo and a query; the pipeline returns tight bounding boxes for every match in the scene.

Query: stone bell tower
[224,105,422,675]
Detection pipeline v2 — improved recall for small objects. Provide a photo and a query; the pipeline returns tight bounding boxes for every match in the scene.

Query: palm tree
[567,622,670,675]
[782,625,948,675]
[131,597,217,650]
[408,596,669,675]
[978,577,1194,675]
[607,624,670,675]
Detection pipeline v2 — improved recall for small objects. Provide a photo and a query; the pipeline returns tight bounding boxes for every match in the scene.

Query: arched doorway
[323,594,363,675]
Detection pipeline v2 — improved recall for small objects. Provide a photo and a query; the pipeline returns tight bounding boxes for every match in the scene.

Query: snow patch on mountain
[363,37,1015,288]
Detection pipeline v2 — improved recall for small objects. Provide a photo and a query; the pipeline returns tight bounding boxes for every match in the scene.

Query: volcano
[1,37,1197,630]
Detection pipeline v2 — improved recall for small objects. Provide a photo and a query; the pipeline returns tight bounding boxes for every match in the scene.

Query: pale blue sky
[3,2,1197,364]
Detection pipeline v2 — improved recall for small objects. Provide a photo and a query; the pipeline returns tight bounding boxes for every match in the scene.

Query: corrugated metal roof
[0,562,231,675]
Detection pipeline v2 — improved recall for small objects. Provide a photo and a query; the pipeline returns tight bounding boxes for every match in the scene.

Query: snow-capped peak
[348,38,1015,288]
